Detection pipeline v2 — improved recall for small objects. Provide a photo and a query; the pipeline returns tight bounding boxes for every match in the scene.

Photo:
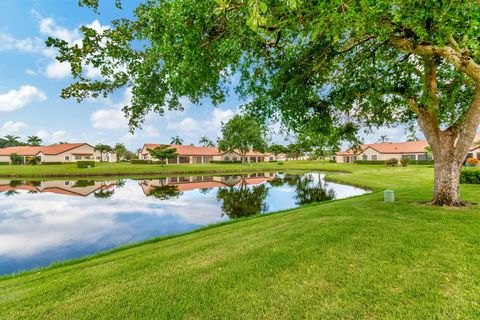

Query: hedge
[77,161,96,168]
[131,159,153,164]
[130,159,166,164]
[354,160,386,165]
[0,162,9,165]
[460,170,480,184]
[354,159,434,165]
[40,162,67,165]
[210,160,242,164]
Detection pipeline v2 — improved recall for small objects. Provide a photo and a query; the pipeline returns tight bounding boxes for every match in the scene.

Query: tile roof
[336,140,429,156]
[142,144,271,157]
[0,143,92,156]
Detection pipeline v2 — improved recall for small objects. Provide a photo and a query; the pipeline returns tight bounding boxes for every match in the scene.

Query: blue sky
[0,0,412,151]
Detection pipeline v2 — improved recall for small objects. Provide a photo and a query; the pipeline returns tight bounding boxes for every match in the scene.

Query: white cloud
[51,130,69,142]
[0,85,47,112]
[45,60,71,79]
[37,15,110,80]
[35,129,50,140]
[91,109,128,130]
[0,32,44,53]
[167,117,200,133]
[207,108,235,132]
[25,69,37,76]
[0,121,27,135]
[143,125,160,137]
[39,17,80,44]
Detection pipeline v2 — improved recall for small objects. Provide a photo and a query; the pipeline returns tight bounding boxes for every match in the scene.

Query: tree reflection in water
[217,179,269,218]
[269,173,336,205]
[147,185,182,200]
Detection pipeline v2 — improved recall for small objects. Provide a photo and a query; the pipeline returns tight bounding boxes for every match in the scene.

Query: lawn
[1,164,479,319]
[0,160,337,178]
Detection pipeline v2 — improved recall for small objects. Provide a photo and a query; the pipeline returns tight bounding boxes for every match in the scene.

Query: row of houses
[138,144,276,163]
[0,143,117,164]
[0,142,275,164]
[0,173,275,198]
[334,136,480,163]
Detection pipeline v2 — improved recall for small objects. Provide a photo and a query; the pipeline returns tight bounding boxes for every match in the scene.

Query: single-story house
[0,180,117,197]
[335,136,480,164]
[335,140,430,163]
[0,143,117,164]
[138,144,274,164]
[139,172,276,195]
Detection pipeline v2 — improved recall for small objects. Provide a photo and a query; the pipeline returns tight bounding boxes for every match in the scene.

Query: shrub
[9,153,24,165]
[328,160,336,163]
[385,158,399,167]
[407,160,434,165]
[0,162,9,165]
[25,156,41,165]
[277,162,284,165]
[40,162,65,165]
[466,158,479,166]
[77,161,96,168]
[400,159,409,167]
[131,159,153,164]
[210,160,242,164]
[74,180,95,187]
[354,160,386,165]
[460,170,480,184]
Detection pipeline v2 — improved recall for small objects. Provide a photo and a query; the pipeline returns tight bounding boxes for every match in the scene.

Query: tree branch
[388,36,480,83]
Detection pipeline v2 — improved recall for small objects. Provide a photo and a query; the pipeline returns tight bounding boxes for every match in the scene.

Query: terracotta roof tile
[142,144,271,157]
[0,143,92,156]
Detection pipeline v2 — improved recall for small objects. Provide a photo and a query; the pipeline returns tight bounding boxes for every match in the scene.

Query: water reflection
[0,173,368,275]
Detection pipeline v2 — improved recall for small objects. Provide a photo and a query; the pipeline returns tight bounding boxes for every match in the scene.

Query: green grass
[1,164,480,319]
[0,160,339,178]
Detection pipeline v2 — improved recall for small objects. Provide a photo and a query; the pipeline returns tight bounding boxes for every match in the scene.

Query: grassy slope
[0,161,330,177]
[1,164,480,319]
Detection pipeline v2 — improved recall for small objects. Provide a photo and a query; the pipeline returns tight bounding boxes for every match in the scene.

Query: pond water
[0,172,368,275]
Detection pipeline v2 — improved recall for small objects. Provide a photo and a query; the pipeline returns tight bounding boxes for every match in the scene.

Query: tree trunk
[432,150,462,206]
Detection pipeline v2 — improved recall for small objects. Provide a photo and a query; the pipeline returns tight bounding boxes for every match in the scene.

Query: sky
[0,0,414,151]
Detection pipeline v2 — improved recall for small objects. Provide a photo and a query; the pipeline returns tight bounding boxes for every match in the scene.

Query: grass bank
[1,164,479,319]
[0,160,342,178]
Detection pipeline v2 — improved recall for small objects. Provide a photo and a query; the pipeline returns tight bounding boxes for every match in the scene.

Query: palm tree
[94,144,113,162]
[199,136,215,147]
[2,135,22,147]
[26,136,43,146]
[170,136,183,145]
[377,135,390,143]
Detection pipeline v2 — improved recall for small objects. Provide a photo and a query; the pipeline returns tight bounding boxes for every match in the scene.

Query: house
[335,136,480,164]
[139,172,276,195]
[335,140,430,163]
[138,144,274,164]
[0,143,117,164]
[0,180,117,197]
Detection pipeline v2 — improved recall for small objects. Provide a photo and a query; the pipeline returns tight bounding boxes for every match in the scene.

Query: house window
[225,156,230,161]
[401,155,416,160]
[65,181,70,186]
[371,155,377,160]
[232,156,237,161]
[362,154,367,160]
[64,156,70,161]
[96,156,101,160]
[75,156,81,160]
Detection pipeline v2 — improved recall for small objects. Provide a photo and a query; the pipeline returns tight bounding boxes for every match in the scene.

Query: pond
[0,172,369,275]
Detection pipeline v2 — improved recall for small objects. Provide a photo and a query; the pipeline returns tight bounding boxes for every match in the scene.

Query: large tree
[49,1,480,205]
[94,144,113,162]
[147,145,178,165]
[217,115,268,163]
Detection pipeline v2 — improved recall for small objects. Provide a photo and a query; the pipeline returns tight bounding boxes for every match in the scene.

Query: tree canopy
[49,0,480,204]
[148,145,178,164]
[217,115,268,162]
